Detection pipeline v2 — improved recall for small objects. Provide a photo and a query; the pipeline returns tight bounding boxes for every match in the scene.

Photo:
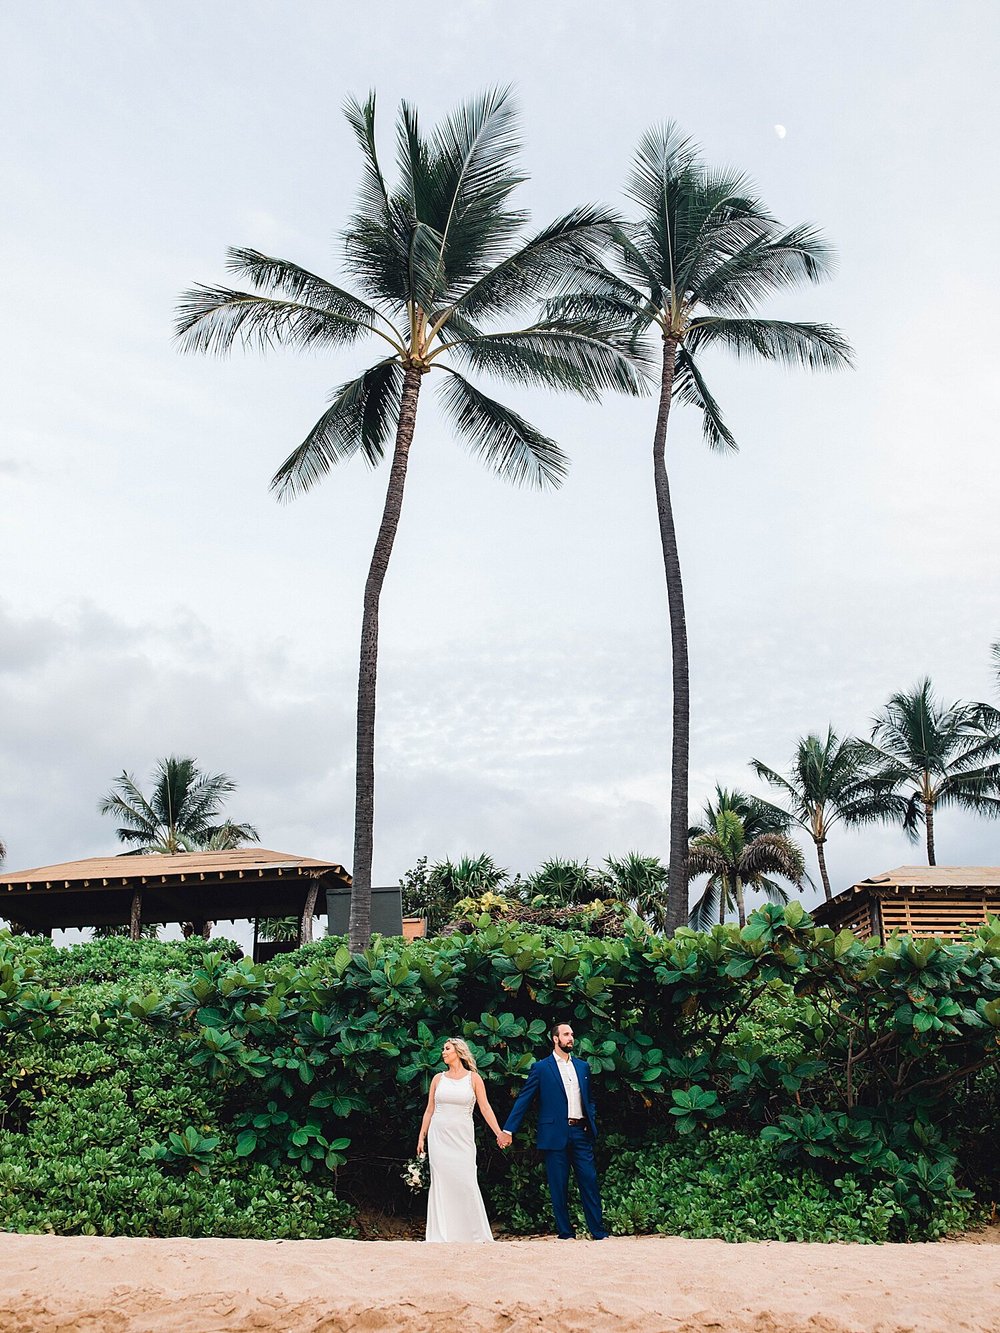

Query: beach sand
[1,1232,999,1332]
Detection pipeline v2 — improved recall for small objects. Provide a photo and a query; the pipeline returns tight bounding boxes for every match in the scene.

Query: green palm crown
[175,87,648,499]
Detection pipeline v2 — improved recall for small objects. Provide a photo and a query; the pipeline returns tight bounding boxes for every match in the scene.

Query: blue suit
[503,1053,607,1239]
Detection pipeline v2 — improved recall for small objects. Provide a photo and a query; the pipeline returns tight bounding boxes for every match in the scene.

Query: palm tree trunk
[735,876,746,929]
[129,890,142,942]
[652,337,688,934]
[924,800,936,865]
[300,876,320,946]
[815,838,833,901]
[349,365,423,953]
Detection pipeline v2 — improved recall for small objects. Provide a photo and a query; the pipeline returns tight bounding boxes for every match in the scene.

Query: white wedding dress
[425,1072,494,1243]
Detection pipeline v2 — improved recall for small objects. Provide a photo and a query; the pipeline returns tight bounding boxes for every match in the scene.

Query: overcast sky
[2,1,998,940]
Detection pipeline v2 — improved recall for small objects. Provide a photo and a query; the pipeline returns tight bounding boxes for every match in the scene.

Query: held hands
[496,1130,513,1149]
[416,1140,425,1157]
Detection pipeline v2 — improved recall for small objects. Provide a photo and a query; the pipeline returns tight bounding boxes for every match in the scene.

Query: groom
[500,1021,609,1240]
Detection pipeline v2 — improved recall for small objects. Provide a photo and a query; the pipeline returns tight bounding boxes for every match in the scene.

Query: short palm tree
[175,89,646,952]
[751,729,904,900]
[556,126,852,931]
[689,785,792,841]
[98,756,259,855]
[869,679,1000,864]
[688,809,805,930]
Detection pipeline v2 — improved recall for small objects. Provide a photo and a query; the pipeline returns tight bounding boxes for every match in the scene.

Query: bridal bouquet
[402,1153,429,1192]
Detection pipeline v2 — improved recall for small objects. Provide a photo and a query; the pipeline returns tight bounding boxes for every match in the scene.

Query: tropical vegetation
[687,803,805,929]
[751,729,903,899]
[176,88,646,952]
[98,755,258,856]
[400,851,671,931]
[96,755,259,940]
[555,123,852,930]
[869,679,1000,864]
[3,903,998,1241]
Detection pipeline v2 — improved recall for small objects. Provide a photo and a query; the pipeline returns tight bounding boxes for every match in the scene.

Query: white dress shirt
[554,1052,583,1119]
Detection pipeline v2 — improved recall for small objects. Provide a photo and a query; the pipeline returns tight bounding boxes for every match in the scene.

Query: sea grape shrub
[3,907,1000,1239]
[0,941,355,1239]
[599,1130,964,1242]
[29,935,243,987]
[128,907,1000,1231]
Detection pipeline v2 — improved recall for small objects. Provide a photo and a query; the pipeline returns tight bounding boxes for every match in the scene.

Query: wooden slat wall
[876,892,997,941]
[834,898,877,940]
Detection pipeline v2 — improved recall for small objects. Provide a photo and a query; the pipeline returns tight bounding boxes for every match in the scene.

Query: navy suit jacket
[503,1053,598,1150]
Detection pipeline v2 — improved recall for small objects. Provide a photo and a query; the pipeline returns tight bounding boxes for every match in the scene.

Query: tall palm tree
[869,679,1000,865]
[555,126,852,931]
[688,808,805,930]
[751,729,903,900]
[991,640,1000,694]
[99,756,259,855]
[175,89,646,952]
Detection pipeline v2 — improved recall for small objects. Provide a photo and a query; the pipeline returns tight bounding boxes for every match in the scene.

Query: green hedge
[2,904,999,1240]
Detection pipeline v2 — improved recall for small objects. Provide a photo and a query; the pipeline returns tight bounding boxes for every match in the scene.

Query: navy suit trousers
[543,1123,606,1238]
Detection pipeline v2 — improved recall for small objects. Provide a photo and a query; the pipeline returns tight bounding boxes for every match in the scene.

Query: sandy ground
[1,1233,1000,1333]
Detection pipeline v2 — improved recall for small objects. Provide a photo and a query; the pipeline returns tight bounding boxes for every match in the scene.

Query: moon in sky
[774,124,787,139]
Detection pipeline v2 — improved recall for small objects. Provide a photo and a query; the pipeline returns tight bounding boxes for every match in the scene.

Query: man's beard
[557,1038,573,1053]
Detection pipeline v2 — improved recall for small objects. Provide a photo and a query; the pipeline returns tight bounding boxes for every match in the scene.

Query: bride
[416,1037,509,1243]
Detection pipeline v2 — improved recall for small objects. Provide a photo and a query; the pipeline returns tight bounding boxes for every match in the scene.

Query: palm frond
[340,93,414,309]
[454,206,622,324]
[223,249,390,328]
[626,122,698,208]
[407,219,450,317]
[271,359,403,500]
[343,92,393,229]
[174,287,380,357]
[755,876,793,904]
[694,224,837,311]
[672,349,737,452]
[671,167,767,298]
[686,318,854,371]
[740,832,805,885]
[448,322,651,399]
[934,789,1000,818]
[748,761,804,813]
[98,776,154,824]
[688,875,724,930]
[544,288,653,338]
[430,85,527,292]
[437,369,568,489]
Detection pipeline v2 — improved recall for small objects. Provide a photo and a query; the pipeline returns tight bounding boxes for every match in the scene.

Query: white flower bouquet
[402,1153,429,1192]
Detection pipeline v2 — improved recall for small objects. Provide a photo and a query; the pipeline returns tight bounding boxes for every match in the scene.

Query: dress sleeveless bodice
[434,1072,475,1114]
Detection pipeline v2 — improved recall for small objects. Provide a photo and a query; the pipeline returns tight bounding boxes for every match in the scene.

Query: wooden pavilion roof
[0,848,351,932]
[811,866,1000,942]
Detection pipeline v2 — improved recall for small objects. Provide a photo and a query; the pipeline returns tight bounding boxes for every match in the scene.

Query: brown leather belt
[568,1118,586,1126]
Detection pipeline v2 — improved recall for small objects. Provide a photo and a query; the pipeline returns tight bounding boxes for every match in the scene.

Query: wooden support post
[129,890,142,942]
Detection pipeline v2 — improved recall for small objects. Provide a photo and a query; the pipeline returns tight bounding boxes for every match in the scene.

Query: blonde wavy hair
[446,1036,478,1073]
